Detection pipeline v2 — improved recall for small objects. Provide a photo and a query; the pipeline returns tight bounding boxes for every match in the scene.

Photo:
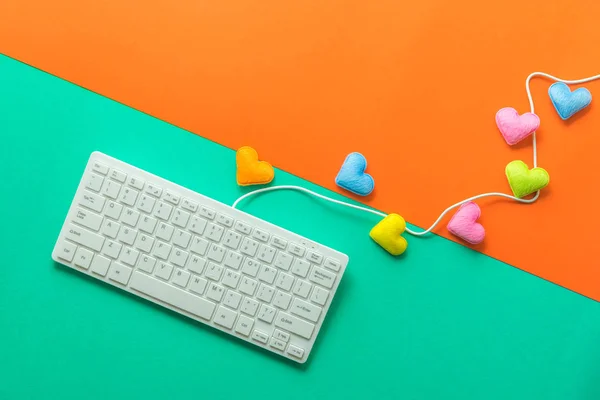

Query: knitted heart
[495,107,540,145]
[548,82,592,120]
[369,213,408,256]
[505,160,549,198]
[447,202,485,245]
[335,152,374,196]
[236,146,275,186]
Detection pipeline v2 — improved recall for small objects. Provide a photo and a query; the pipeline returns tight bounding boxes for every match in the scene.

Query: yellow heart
[369,213,408,256]
[236,146,275,186]
[505,160,550,198]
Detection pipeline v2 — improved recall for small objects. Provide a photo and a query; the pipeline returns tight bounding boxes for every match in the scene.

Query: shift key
[65,223,105,252]
[274,312,315,340]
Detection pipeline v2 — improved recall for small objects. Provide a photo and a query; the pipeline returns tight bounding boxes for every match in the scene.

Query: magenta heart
[495,107,540,146]
[447,201,485,245]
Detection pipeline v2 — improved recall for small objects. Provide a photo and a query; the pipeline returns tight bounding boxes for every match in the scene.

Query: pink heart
[447,201,485,245]
[495,107,540,146]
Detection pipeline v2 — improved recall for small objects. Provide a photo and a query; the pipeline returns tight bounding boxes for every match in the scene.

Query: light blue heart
[548,82,592,120]
[335,152,374,196]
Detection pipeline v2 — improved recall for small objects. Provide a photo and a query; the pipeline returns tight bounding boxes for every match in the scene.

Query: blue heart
[335,152,374,196]
[548,82,592,120]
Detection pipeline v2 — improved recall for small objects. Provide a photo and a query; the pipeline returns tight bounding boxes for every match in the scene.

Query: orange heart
[236,146,275,186]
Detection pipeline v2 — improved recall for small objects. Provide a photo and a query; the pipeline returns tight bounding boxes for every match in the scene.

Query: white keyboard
[52,152,348,363]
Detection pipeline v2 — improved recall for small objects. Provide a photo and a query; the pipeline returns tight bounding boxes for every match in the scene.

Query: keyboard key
[207,283,225,302]
[324,257,341,272]
[239,277,258,296]
[287,344,305,359]
[172,209,190,228]
[206,262,224,281]
[92,161,109,175]
[308,266,336,289]
[234,221,252,235]
[56,241,77,262]
[290,258,310,278]
[306,251,323,265]
[120,247,140,266]
[101,219,120,239]
[145,184,162,197]
[252,330,269,344]
[138,254,156,274]
[190,236,209,256]
[134,233,154,253]
[127,176,144,190]
[271,236,287,250]
[222,269,241,288]
[79,190,105,213]
[222,230,242,249]
[290,298,322,323]
[275,272,294,292]
[181,198,198,213]
[240,297,259,316]
[73,207,102,231]
[173,229,191,248]
[274,312,315,340]
[273,329,290,342]
[85,173,104,192]
[164,191,180,205]
[207,243,226,263]
[256,284,275,303]
[199,206,216,219]
[119,187,139,207]
[130,271,215,320]
[269,338,286,351]
[216,213,234,227]
[292,280,311,298]
[189,216,207,235]
[66,224,105,252]
[109,169,127,183]
[223,251,243,270]
[240,237,259,257]
[214,306,237,329]
[153,241,172,260]
[189,275,208,295]
[258,265,277,285]
[156,262,173,280]
[252,228,269,242]
[169,248,189,267]
[257,245,276,264]
[273,291,292,310]
[90,255,111,276]
[223,290,242,309]
[118,226,137,246]
[104,201,122,220]
[187,254,206,275]
[121,208,140,227]
[101,179,121,199]
[101,240,122,259]
[138,215,157,234]
[74,247,94,269]
[156,222,174,241]
[205,223,224,242]
[172,269,191,288]
[137,194,156,214]
[234,315,254,336]
[257,304,276,323]
[154,202,173,220]
[310,286,329,306]
[274,252,293,271]
[288,243,306,257]
[108,262,133,285]
[241,258,261,277]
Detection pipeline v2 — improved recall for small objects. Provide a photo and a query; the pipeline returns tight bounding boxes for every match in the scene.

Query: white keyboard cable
[233,72,600,237]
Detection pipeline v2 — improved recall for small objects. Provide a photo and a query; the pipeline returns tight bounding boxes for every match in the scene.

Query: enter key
[290,298,322,323]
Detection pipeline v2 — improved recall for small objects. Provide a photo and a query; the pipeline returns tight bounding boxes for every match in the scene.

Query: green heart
[505,160,550,198]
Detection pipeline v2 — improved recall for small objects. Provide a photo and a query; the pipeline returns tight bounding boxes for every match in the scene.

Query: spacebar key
[130,271,216,320]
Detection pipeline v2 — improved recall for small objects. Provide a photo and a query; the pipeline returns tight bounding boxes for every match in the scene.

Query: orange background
[2,0,600,299]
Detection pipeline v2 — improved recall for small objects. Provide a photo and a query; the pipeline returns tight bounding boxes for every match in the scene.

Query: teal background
[1,54,599,399]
